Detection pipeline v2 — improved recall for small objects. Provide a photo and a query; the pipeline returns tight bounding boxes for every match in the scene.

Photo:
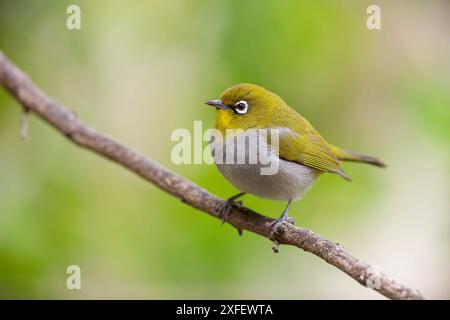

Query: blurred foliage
[0,0,448,298]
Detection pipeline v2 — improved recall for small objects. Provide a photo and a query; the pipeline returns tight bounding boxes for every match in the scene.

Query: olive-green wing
[275,120,351,181]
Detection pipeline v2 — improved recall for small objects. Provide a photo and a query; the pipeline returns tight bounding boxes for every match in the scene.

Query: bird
[205,83,385,235]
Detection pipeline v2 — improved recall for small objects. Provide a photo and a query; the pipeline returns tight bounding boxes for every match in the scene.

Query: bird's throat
[214,109,233,132]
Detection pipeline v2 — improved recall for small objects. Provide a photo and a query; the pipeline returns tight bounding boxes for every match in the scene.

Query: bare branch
[0,51,424,300]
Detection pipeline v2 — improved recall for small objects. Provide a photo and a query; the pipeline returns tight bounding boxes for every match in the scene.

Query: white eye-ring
[234,100,249,114]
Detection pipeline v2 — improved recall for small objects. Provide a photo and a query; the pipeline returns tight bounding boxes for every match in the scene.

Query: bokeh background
[0,0,448,299]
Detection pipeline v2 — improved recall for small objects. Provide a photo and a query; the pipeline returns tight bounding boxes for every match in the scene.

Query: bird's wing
[274,121,351,181]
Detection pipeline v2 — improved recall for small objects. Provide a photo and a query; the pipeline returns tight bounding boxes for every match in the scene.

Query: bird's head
[206,83,287,132]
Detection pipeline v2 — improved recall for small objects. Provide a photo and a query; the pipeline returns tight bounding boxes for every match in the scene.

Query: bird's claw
[270,215,295,253]
[217,199,244,235]
[270,214,294,236]
[217,201,231,224]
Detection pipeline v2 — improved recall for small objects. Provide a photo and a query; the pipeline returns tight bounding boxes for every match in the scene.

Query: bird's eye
[233,100,249,114]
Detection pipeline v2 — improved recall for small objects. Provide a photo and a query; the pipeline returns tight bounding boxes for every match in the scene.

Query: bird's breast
[209,129,319,201]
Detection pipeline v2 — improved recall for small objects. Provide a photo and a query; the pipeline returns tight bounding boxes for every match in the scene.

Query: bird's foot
[270,215,295,253]
[270,215,294,235]
[217,199,243,224]
[217,198,244,236]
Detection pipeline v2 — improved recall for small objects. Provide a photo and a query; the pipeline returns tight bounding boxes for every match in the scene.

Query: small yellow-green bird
[206,83,385,232]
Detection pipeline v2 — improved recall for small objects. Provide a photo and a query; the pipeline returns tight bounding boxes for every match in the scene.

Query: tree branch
[0,51,424,300]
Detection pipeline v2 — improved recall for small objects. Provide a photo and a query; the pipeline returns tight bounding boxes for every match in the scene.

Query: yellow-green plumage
[207,83,386,228]
[215,83,385,181]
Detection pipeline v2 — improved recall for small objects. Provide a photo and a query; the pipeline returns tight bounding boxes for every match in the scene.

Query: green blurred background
[0,0,448,299]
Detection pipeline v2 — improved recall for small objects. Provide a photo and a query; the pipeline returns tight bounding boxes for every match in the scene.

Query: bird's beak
[205,99,228,110]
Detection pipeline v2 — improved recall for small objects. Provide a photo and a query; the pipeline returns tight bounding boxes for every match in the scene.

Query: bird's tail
[330,145,387,168]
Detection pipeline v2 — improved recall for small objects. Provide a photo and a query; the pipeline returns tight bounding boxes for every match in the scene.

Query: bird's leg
[270,200,294,252]
[217,192,246,228]
[273,199,294,228]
